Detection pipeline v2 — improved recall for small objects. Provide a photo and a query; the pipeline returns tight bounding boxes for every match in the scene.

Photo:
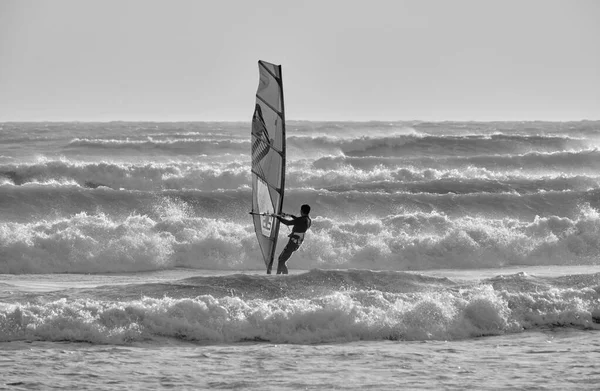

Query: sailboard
[250,60,286,273]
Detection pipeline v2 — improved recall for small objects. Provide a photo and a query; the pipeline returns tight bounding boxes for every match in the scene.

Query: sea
[1,120,600,390]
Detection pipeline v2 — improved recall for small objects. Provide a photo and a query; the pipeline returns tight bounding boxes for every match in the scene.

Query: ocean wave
[0,203,258,274]
[144,131,244,140]
[66,137,249,155]
[3,158,600,195]
[312,170,600,195]
[2,201,600,274]
[313,149,600,173]
[3,182,600,228]
[325,134,591,158]
[465,149,600,172]
[1,270,599,344]
[0,160,250,191]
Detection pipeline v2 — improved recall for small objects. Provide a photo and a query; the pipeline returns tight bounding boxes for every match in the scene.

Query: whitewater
[1,121,600,389]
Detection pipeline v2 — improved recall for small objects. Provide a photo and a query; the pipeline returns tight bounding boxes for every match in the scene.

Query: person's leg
[277,259,288,275]
[276,240,299,274]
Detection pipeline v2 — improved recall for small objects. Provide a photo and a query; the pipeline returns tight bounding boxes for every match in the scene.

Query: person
[270,204,312,275]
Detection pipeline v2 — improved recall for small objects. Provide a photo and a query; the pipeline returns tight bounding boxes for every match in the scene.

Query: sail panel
[251,60,286,270]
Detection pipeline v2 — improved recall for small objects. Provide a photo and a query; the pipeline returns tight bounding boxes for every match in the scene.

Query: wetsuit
[271,214,311,274]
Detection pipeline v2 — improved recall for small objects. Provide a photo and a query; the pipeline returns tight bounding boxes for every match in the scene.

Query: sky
[1,0,599,122]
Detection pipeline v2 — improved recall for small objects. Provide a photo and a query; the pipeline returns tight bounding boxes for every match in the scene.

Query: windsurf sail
[250,60,286,273]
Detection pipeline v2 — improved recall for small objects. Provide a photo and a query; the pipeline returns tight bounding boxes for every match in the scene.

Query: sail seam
[251,169,283,193]
[256,95,283,119]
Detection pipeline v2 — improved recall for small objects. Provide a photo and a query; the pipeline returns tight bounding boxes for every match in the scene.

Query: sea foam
[2,270,599,344]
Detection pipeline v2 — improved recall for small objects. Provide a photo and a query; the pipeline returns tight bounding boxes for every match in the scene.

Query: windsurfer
[270,204,312,274]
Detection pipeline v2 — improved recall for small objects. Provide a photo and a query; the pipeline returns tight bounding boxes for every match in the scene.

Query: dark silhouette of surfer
[270,204,312,274]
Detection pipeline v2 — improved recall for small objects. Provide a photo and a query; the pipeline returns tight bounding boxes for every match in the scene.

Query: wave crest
[2,272,599,344]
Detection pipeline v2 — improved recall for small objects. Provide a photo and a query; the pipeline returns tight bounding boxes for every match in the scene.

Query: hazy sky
[1,0,599,121]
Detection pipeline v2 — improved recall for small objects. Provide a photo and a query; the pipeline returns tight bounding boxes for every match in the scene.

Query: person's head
[300,204,311,216]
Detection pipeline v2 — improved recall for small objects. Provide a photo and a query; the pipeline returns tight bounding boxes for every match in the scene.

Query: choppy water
[2,121,600,389]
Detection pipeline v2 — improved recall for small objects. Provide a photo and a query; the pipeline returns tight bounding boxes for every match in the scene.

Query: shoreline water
[2,330,599,390]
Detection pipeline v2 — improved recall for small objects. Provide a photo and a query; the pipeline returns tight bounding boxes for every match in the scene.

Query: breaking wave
[1,269,599,344]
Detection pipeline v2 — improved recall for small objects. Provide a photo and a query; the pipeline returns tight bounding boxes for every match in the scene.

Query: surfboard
[250,60,286,274]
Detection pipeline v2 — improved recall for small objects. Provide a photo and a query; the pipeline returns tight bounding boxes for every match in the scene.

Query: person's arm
[276,215,295,226]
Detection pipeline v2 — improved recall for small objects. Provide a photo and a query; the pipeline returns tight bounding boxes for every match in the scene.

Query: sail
[251,60,286,271]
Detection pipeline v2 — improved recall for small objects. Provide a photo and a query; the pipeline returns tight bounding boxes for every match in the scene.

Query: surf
[2,268,600,345]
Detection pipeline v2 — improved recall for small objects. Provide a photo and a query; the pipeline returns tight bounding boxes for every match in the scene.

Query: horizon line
[1,118,599,123]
